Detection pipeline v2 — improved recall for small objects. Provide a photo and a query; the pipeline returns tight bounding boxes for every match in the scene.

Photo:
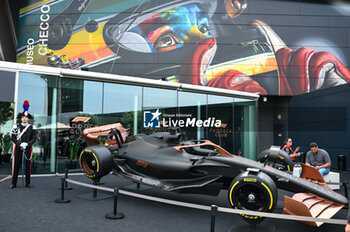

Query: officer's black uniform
[10,113,36,188]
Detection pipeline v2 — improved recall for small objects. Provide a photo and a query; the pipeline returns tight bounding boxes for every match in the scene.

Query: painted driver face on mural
[16,0,350,96]
[126,3,211,53]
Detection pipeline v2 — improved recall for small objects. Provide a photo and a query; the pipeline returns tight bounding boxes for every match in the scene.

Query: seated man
[305,142,331,176]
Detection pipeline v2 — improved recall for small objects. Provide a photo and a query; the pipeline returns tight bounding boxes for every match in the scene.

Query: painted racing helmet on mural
[102,0,249,53]
[96,0,218,78]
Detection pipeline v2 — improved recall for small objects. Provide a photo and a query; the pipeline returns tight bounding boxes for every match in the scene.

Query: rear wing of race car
[283,164,345,227]
[82,123,130,147]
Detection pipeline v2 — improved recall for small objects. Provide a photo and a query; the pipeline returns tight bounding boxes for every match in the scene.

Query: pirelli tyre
[257,148,294,173]
[79,145,113,181]
[228,171,277,224]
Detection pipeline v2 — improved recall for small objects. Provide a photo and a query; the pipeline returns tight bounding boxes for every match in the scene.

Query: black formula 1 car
[79,123,348,226]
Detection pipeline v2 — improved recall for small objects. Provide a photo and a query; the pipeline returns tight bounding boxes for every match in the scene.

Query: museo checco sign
[143,109,222,128]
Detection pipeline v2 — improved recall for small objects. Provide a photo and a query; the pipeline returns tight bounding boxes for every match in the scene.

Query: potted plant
[0,102,14,163]
[65,129,86,169]
[2,132,12,162]
[69,134,85,160]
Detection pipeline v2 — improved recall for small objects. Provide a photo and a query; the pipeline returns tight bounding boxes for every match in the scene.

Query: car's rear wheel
[228,171,277,224]
[258,148,294,173]
[79,145,113,181]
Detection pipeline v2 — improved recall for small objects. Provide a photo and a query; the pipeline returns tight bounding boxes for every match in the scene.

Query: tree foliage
[0,102,14,126]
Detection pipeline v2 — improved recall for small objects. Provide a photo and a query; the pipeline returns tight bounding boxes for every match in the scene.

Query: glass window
[143,87,177,134]
[57,78,103,173]
[0,102,14,175]
[178,91,207,141]
[234,98,257,160]
[103,83,142,135]
[17,72,58,174]
[207,95,234,153]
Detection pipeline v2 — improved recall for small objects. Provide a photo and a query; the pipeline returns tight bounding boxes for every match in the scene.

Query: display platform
[0,172,348,232]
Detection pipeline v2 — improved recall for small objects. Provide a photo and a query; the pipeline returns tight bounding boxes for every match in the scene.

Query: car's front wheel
[228,170,277,224]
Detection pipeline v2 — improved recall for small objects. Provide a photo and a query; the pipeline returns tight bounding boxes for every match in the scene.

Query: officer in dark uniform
[10,100,36,188]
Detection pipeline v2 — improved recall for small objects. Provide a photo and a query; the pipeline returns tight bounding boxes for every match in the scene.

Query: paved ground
[0,171,349,232]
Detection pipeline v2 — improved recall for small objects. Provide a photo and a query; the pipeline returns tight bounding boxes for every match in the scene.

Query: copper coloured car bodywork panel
[300,164,327,186]
[82,123,130,147]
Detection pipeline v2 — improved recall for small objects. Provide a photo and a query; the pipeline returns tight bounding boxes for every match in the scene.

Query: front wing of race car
[282,164,346,227]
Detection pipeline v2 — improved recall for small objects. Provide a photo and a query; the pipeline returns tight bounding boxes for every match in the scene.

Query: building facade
[0,0,349,173]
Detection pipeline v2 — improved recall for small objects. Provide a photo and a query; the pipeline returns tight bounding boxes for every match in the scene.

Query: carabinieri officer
[10,100,36,188]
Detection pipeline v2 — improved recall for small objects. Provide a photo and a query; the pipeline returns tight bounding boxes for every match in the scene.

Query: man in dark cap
[10,100,36,188]
[305,142,331,177]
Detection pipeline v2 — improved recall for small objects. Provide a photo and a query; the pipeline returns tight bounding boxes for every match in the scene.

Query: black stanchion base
[76,192,112,201]
[105,212,124,219]
[54,198,71,203]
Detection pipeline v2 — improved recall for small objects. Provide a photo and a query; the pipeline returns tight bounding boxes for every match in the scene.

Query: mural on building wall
[16,0,350,96]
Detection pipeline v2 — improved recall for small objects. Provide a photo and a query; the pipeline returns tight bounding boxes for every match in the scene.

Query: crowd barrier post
[210,205,217,232]
[55,177,71,203]
[105,187,124,219]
